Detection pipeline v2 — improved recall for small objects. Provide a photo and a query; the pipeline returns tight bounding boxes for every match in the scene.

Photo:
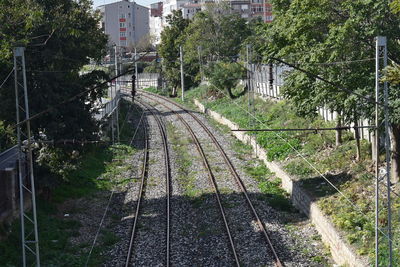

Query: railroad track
[125,100,171,267]
[138,90,284,267]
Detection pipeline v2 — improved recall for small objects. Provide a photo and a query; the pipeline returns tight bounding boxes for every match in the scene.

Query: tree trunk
[354,118,361,162]
[226,87,235,99]
[390,124,400,184]
[171,86,177,97]
[335,113,342,147]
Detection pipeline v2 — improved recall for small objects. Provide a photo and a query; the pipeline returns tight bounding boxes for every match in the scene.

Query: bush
[205,61,246,98]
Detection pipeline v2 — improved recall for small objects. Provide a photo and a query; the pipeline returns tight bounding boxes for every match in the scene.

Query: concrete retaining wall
[193,99,370,267]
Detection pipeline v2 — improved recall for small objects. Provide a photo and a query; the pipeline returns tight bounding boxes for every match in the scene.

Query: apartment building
[163,0,191,21]
[150,2,164,44]
[180,0,273,22]
[98,0,149,48]
[250,0,273,22]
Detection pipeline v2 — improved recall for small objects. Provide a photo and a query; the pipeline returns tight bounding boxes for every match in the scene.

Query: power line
[202,84,372,214]
[0,68,14,89]
[17,52,150,127]
[290,57,376,66]
[232,125,375,132]
[270,57,382,107]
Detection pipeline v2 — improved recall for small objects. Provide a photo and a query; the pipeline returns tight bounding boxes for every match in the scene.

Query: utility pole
[375,36,392,267]
[14,46,40,267]
[180,45,185,101]
[135,47,138,90]
[246,44,255,129]
[114,45,120,143]
[263,0,266,23]
[197,46,203,82]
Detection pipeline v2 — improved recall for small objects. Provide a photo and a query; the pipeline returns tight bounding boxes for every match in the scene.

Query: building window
[129,32,131,36]
[121,40,127,46]
[120,13,126,19]
[120,32,126,37]
[120,22,125,27]
[128,13,131,18]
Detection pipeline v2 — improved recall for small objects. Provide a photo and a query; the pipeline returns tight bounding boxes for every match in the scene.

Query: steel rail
[140,90,283,267]
[137,99,172,267]
[125,106,149,267]
[138,95,241,266]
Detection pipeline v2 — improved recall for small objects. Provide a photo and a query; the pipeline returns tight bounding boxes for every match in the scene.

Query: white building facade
[150,2,164,45]
[98,0,149,48]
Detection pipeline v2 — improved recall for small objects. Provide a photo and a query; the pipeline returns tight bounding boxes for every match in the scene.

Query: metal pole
[383,37,392,266]
[114,45,118,99]
[246,44,253,128]
[14,48,26,267]
[375,36,381,267]
[14,46,40,267]
[375,35,392,267]
[263,0,266,22]
[375,37,380,265]
[135,47,138,90]
[180,45,185,101]
[21,49,41,266]
[115,46,120,143]
[197,45,203,82]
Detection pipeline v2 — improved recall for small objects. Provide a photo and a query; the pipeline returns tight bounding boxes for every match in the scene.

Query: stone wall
[193,99,370,267]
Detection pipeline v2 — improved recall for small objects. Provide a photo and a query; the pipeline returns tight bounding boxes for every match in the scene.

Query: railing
[248,63,373,142]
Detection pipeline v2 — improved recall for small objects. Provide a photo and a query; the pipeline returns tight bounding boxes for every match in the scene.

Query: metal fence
[137,73,161,89]
[249,63,373,142]
[96,87,121,121]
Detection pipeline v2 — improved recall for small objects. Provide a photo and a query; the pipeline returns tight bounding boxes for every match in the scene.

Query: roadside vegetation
[144,84,396,264]
[152,0,400,264]
[0,100,138,266]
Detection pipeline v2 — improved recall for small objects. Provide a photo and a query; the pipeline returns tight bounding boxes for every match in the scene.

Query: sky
[93,0,155,8]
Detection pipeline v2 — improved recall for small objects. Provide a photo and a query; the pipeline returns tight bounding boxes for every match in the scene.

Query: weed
[100,230,120,247]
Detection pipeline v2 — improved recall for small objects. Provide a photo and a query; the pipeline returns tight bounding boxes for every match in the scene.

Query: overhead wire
[84,99,145,266]
[17,51,150,126]
[0,68,14,89]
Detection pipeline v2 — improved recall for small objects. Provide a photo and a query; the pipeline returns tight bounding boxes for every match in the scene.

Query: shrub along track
[125,99,171,266]
[138,91,283,267]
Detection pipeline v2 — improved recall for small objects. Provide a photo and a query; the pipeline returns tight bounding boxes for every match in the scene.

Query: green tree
[159,10,189,96]
[262,0,400,177]
[182,3,251,97]
[206,61,246,98]
[0,0,108,178]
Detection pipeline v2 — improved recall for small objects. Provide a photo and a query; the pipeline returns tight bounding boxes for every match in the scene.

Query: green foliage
[384,63,400,85]
[264,0,400,126]
[0,120,15,151]
[285,160,314,178]
[391,0,400,14]
[159,10,190,96]
[205,61,246,98]
[257,131,301,161]
[0,140,133,265]
[159,3,251,95]
[182,3,250,79]
[0,199,97,266]
[0,0,109,147]
[143,59,161,73]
